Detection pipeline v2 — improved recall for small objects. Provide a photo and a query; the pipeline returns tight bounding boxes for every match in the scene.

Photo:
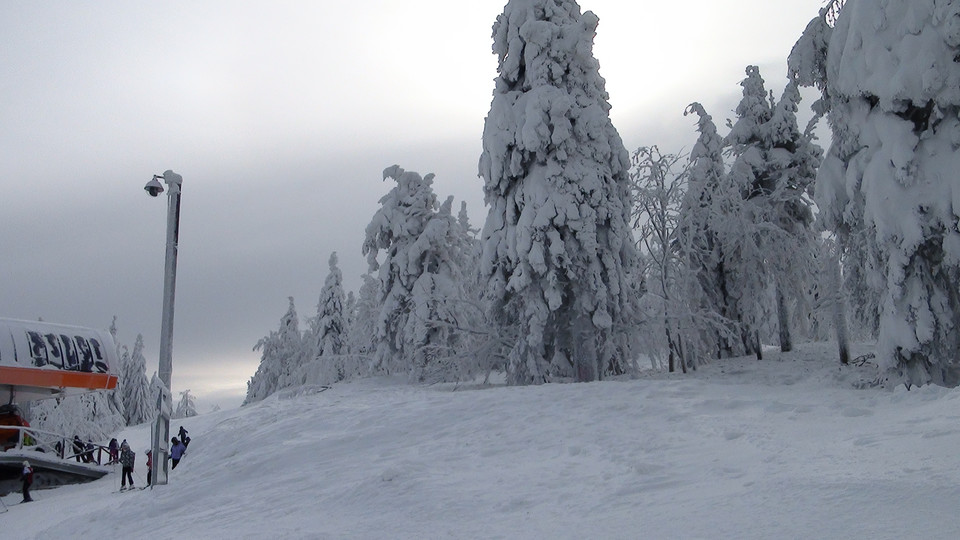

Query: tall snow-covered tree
[790,0,881,339]
[362,165,439,375]
[478,0,642,384]
[405,196,478,382]
[723,65,778,358]
[761,79,823,352]
[244,297,303,404]
[306,252,347,359]
[120,334,155,425]
[806,0,960,386]
[678,103,739,360]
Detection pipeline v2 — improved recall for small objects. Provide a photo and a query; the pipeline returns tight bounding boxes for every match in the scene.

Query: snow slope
[4,342,960,539]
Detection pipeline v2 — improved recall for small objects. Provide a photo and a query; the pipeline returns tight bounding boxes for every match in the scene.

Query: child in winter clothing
[169,437,187,469]
[119,440,135,490]
[21,460,33,502]
[178,426,190,448]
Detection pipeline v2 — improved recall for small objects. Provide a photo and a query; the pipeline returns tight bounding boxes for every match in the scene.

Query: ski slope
[4,342,960,539]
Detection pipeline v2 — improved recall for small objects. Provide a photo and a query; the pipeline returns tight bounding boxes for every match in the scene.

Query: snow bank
[4,343,960,539]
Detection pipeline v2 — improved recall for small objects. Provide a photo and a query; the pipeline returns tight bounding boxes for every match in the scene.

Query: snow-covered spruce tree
[457,201,484,307]
[808,0,960,386]
[478,0,642,384]
[722,65,779,358]
[244,297,303,404]
[405,196,479,382]
[173,389,197,419]
[762,80,823,352]
[790,0,881,339]
[362,165,439,376]
[343,291,357,349]
[678,103,740,360]
[346,273,380,358]
[306,252,347,360]
[295,252,365,386]
[120,334,155,425]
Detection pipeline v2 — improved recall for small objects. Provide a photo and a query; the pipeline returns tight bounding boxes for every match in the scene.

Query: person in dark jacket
[21,460,34,502]
[72,435,84,463]
[145,449,153,486]
[178,426,190,448]
[108,438,119,465]
[169,437,187,469]
[119,440,135,490]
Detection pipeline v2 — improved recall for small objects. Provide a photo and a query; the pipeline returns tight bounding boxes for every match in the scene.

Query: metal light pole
[144,170,182,487]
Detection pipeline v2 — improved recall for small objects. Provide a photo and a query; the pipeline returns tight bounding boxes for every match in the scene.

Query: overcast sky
[0,0,826,409]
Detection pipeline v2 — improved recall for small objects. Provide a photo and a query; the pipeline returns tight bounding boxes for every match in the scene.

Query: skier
[169,437,187,469]
[21,460,33,503]
[119,440,135,490]
[178,426,190,448]
[145,449,152,486]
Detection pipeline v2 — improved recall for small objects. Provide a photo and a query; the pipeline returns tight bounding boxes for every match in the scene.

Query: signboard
[0,318,119,403]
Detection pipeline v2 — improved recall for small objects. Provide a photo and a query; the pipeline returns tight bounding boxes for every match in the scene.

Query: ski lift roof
[0,318,119,404]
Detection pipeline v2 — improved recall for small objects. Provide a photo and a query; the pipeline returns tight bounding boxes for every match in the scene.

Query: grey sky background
[0,0,826,409]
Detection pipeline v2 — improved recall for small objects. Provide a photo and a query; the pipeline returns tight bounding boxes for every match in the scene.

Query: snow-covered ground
[4,342,960,539]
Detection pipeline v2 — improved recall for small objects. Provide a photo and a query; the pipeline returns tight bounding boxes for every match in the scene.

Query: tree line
[246,0,960,404]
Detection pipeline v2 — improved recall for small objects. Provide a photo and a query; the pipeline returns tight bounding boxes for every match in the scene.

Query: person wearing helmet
[119,440,136,490]
[21,460,34,502]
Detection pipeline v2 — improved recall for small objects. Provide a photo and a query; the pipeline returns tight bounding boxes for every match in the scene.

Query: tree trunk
[573,313,598,382]
[830,251,851,365]
[753,329,763,360]
[777,286,792,352]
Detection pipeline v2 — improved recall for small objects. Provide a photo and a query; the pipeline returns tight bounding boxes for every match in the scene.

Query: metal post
[147,170,182,487]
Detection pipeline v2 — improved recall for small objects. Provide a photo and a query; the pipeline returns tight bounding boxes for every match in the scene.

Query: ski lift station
[0,318,119,495]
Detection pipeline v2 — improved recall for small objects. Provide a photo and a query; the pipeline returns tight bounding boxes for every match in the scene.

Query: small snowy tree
[120,334,155,425]
[244,297,303,404]
[306,252,347,359]
[173,389,197,419]
[479,0,642,384]
[347,273,380,358]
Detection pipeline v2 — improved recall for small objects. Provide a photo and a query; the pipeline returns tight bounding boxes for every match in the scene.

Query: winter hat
[23,460,30,467]
[121,440,129,449]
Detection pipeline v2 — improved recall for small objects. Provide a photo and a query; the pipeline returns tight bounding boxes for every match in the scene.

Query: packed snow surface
[4,342,960,539]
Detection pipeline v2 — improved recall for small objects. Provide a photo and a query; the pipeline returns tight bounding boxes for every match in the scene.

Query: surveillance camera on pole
[145,170,183,487]
[144,175,165,197]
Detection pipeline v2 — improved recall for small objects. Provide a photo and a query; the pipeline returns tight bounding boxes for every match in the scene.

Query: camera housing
[144,176,165,197]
